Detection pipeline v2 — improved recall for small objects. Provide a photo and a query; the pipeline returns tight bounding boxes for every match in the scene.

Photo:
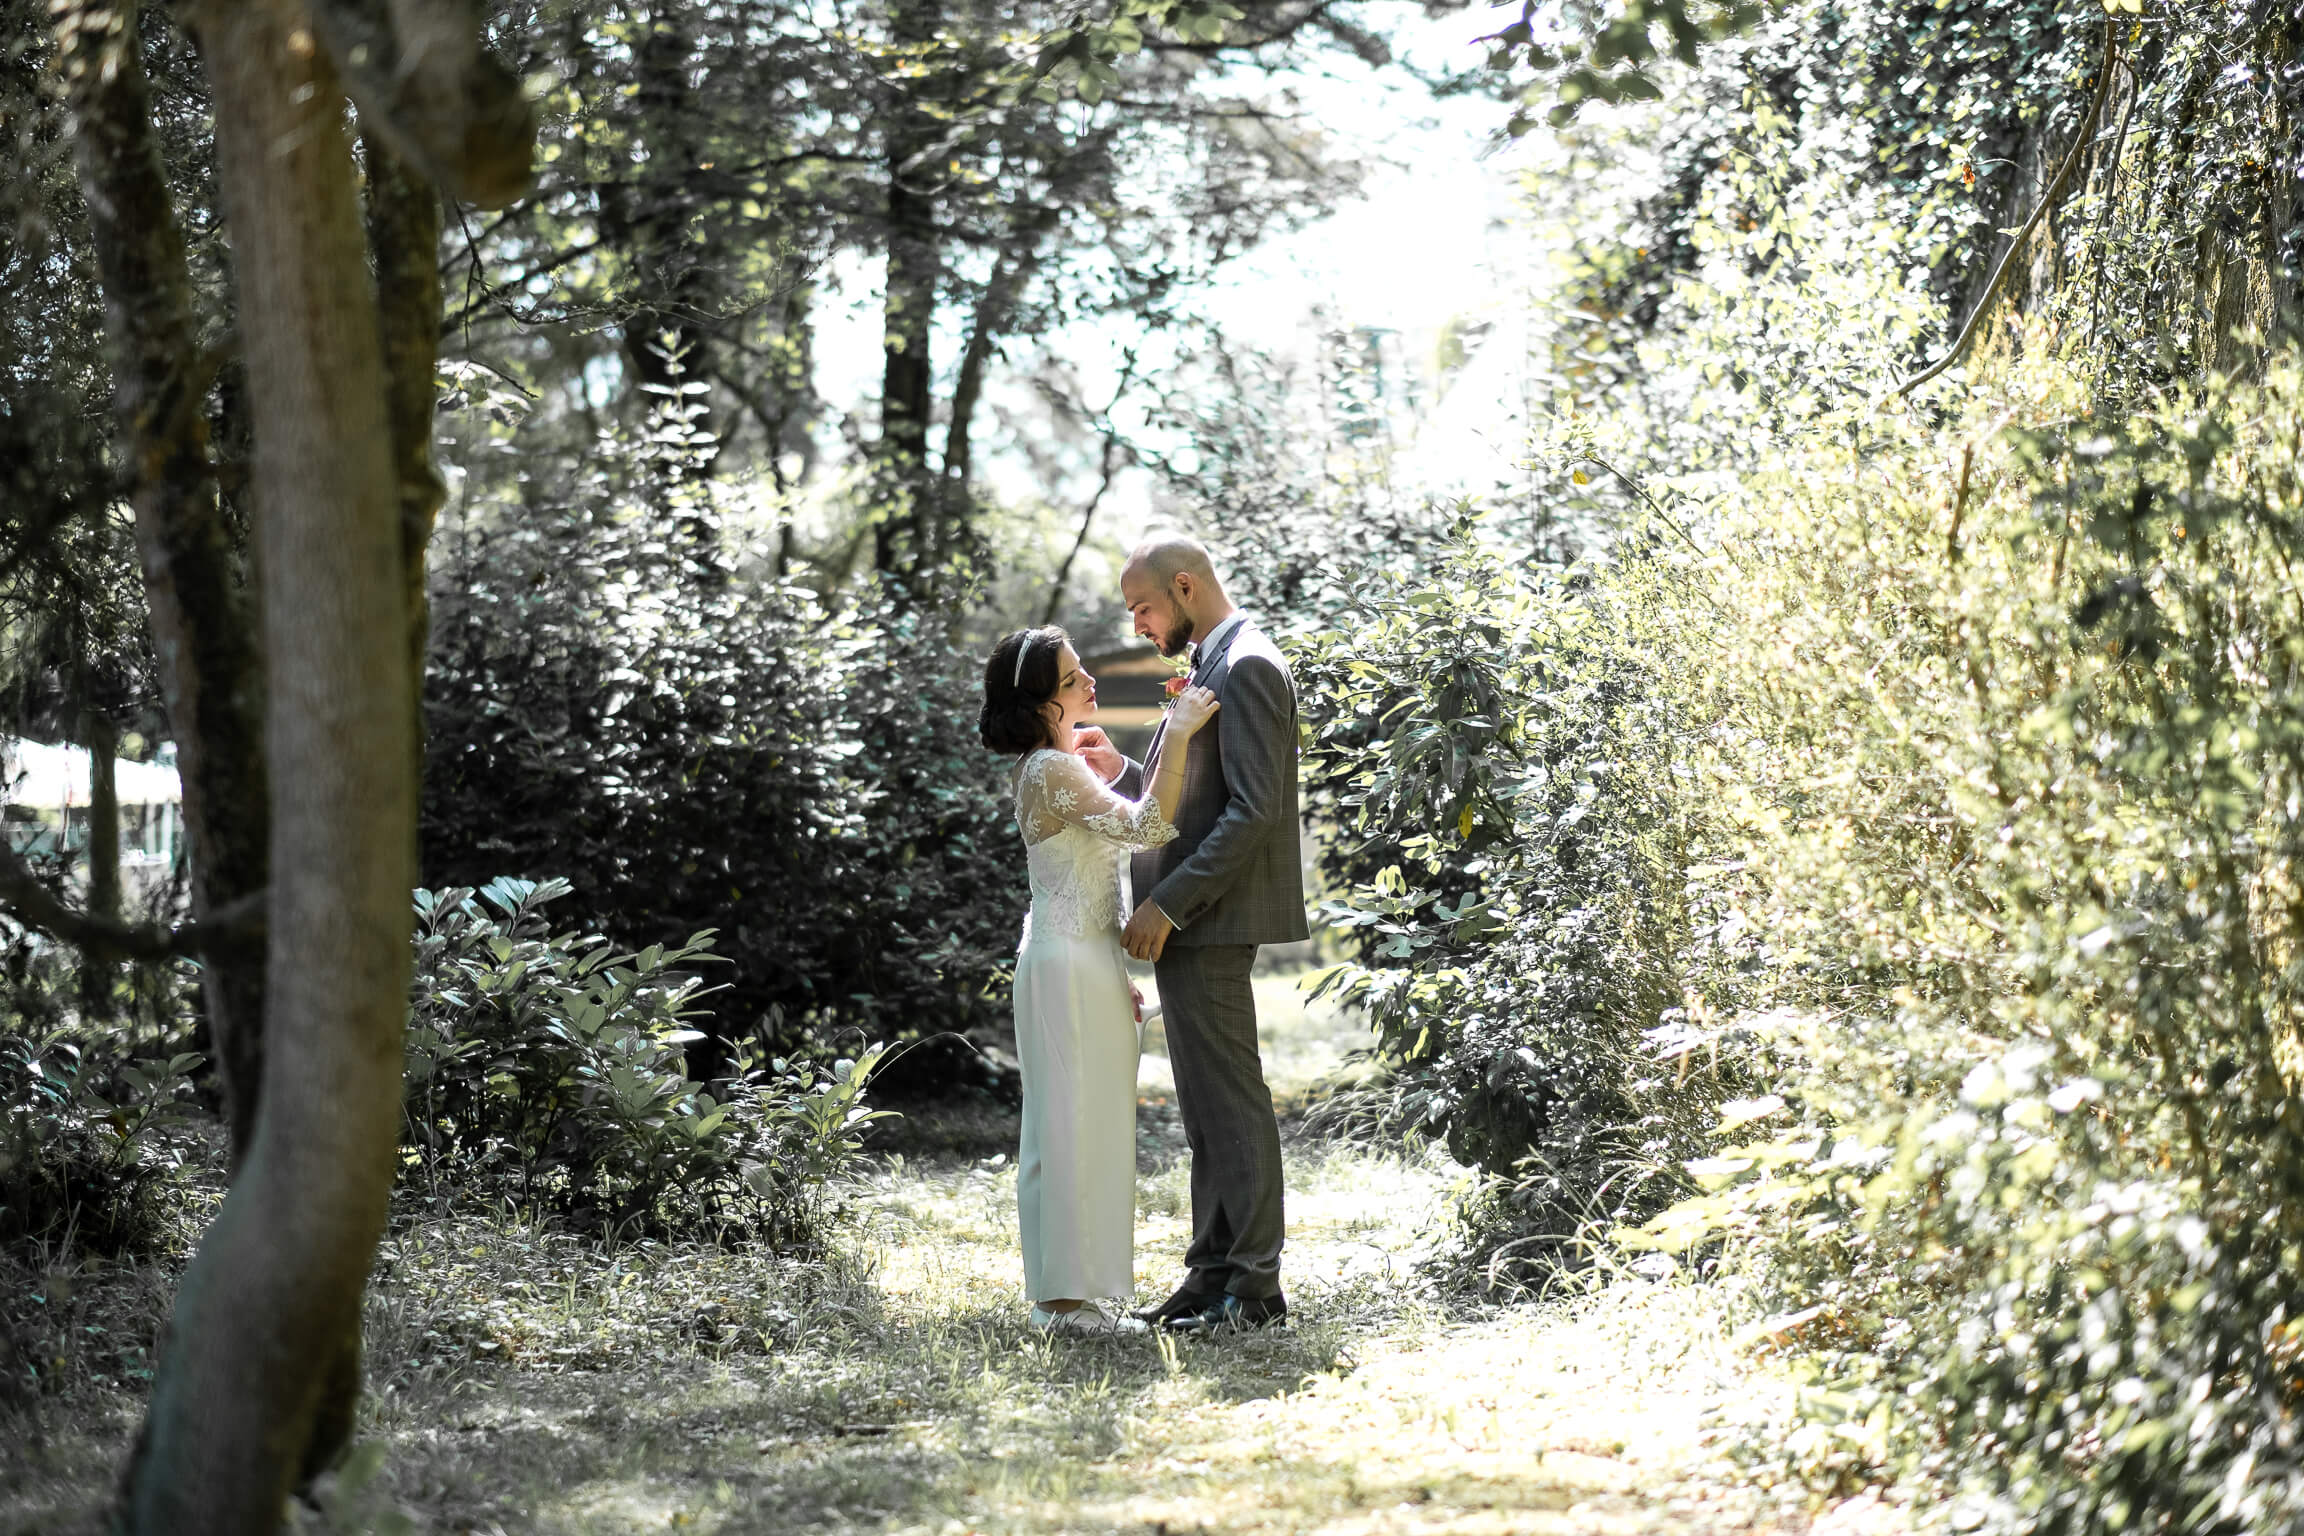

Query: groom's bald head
[1125,535,1221,592]
[1121,534,1234,657]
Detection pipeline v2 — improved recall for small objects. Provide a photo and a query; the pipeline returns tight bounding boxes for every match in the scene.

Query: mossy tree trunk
[79,709,120,1020]
[362,130,447,741]
[53,0,272,1150]
[119,0,416,1521]
[47,0,534,1522]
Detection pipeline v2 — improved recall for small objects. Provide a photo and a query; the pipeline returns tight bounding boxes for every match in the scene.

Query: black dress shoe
[1134,1282,1217,1326]
[1162,1292,1288,1335]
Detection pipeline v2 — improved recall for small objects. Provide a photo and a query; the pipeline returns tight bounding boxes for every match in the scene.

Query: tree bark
[590,7,727,490]
[364,130,446,722]
[875,0,942,587]
[80,710,121,1020]
[2205,234,2261,378]
[51,0,271,1158]
[2267,27,2302,343]
[122,0,419,1523]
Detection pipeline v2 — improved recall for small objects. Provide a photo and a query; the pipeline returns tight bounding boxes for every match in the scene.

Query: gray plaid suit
[1116,615,1307,1301]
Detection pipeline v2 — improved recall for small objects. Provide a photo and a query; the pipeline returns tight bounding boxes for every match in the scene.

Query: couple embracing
[977,535,1307,1337]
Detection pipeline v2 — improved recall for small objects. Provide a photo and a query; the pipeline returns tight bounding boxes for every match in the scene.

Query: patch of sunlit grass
[1,968,1836,1536]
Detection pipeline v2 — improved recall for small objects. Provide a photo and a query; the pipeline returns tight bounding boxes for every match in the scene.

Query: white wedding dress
[1010,747,1178,1303]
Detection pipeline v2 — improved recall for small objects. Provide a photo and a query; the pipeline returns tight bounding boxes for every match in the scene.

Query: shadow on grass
[349,1280,1368,1534]
[859,1090,1020,1164]
[4,968,1407,1536]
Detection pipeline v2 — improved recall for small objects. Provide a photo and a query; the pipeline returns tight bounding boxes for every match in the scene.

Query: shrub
[0,925,205,1258]
[405,877,892,1247]
[1303,355,2304,1520]
[1290,515,1740,1281]
[421,430,1022,1070]
[1599,347,2304,1532]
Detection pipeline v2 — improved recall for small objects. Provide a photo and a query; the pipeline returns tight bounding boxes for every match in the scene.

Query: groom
[1080,535,1307,1334]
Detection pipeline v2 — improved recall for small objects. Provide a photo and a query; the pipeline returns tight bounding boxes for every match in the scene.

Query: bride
[980,625,1219,1335]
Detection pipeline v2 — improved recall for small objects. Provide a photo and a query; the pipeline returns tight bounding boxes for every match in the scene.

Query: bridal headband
[1012,629,1038,689]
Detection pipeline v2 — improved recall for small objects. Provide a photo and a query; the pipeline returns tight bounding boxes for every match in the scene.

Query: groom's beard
[1156,613,1192,657]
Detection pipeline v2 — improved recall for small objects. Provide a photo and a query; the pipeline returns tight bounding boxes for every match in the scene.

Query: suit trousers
[1154,942,1285,1299]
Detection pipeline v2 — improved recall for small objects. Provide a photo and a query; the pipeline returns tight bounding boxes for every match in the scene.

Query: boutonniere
[1160,660,1191,710]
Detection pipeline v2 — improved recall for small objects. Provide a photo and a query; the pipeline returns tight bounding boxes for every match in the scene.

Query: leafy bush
[421,426,1022,1070]
[1299,364,2304,1521]
[1290,517,1738,1279]
[1600,348,2304,1532]
[1487,108,2304,1510]
[0,926,205,1257]
[405,877,892,1247]
[1262,68,2304,1512]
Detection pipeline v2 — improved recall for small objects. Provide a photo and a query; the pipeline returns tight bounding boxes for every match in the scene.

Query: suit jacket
[1117,617,1310,948]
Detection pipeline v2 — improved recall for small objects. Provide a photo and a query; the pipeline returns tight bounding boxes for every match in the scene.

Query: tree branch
[1145,0,1341,55]
[0,842,262,961]
[1043,432,1125,626]
[1895,16,2120,398]
[304,0,537,208]
[438,236,602,333]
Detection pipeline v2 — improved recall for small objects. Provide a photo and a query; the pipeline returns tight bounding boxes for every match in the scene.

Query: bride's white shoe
[1029,1303,1149,1337]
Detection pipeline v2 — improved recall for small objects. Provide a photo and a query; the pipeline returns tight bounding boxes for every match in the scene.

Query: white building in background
[2,739,185,896]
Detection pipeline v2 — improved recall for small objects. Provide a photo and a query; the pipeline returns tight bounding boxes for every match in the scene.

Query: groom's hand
[1073,726,1124,783]
[1122,902,1173,962]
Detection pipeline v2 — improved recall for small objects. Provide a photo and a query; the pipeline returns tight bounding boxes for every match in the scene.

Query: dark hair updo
[981,626,1069,754]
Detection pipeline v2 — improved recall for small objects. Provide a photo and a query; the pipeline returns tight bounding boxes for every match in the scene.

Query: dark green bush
[405,877,891,1247]
[0,925,205,1258]
[420,460,1023,1067]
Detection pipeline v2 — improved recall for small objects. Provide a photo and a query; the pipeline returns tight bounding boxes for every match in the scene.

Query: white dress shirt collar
[1190,612,1247,672]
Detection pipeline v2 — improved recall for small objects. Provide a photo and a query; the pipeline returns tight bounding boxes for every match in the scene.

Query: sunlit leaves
[1285,506,1742,1237]
[1479,0,1767,134]
[1029,0,1241,101]
[1586,341,2304,1526]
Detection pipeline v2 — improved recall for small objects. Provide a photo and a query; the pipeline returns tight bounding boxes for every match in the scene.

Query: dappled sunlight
[272,1139,1817,1534]
[11,0,2288,1522]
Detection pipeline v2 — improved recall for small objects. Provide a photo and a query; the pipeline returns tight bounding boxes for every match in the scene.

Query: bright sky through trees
[805,3,1540,531]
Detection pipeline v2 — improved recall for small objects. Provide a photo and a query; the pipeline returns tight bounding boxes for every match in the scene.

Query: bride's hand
[1169,684,1220,736]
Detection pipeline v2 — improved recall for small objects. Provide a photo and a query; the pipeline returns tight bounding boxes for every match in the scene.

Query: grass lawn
[2,974,1875,1534]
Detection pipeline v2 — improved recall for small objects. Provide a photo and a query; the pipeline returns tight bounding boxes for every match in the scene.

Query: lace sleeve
[1017,749,1179,850]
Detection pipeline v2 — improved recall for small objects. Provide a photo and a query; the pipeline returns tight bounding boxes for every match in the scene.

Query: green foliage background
[1235,3,2304,1529]
[420,409,1024,1063]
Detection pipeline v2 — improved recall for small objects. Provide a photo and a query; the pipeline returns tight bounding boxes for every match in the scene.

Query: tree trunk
[80,710,120,1020]
[363,130,446,727]
[52,0,271,1159]
[2267,27,2302,343]
[875,0,941,587]
[122,0,417,1523]
[597,7,724,488]
[2205,234,2263,378]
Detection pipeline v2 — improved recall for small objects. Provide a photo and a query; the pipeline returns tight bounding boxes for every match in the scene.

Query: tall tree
[43,0,534,1523]
[447,0,1369,599]
[873,0,946,587]
[49,0,270,1153]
